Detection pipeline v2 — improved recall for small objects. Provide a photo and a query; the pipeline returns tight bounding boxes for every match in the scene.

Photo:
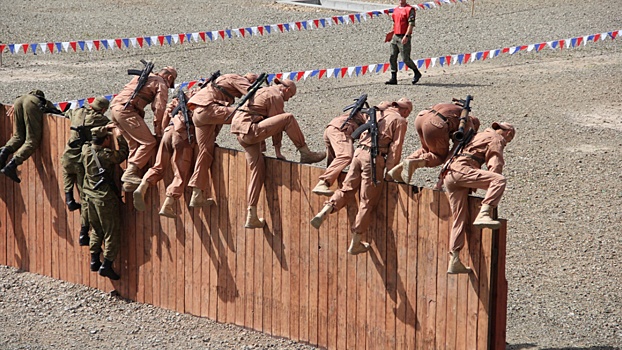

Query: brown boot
[473,204,501,229]
[387,162,405,183]
[447,251,472,274]
[298,145,326,164]
[189,188,215,208]
[312,180,334,196]
[404,158,426,183]
[347,233,370,255]
[245,206,265,229]
[121,163,143,185]
[310,203,333,229]
[159,196,176,218]
[133,179,149,211]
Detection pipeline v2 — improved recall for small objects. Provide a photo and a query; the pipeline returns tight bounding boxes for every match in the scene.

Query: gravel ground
[1,0,622,349]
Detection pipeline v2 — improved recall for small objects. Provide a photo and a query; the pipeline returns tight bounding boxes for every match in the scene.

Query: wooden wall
[0,111,507,350]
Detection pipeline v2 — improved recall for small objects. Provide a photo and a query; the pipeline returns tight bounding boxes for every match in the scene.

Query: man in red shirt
[385,0,422,85]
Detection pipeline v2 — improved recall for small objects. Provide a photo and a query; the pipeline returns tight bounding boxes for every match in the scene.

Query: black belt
[457,153,485,165]
[211,82,235,100]
[428,108,447,122]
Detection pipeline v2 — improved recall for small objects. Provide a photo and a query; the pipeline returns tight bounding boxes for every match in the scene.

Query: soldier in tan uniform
[83,125,129,280]
[230,79,325,228]
[444,122,515,274]
[133,88,198,218]
[109,66,177,192]
[312,109,368,196]
[185,73,258,207]
[388,101,480,183]
[311,98,412,255]
[0,90,61,183]
[61,97,111,246]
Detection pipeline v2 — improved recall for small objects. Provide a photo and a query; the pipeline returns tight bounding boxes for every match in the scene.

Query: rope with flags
[48,29,619,111]
[0,0,468,55]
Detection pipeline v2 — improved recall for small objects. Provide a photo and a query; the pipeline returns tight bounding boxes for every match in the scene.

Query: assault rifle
[124,59,154,109]
[199,70,221,89]
[170,89,194,144]
[224,72,268,122]
[451,95,473,142]
[340,94,369,130]
[435,95,475,190]
[351,106,379,185]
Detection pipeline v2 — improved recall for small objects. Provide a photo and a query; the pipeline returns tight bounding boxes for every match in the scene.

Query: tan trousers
[143,128,195,199]
[110,106,156,169]
[327,148,385,234]
[443,161,506,251]
[187,103,231,191]
[406,110,450,167]
[318,126,354,186]
[237,113,306,206]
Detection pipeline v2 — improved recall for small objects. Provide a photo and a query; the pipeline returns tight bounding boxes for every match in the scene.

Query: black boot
[65,192,81,211]
[0,148,11,169]
[1,159,20,183]
[90,253,102,272]
[385,72,398,85]
[99,259,120,280]
[412,70,422,85]
[79,226,90,246]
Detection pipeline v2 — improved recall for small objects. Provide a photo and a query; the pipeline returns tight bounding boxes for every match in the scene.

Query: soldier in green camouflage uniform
[82,125,129,280]
[0,90,61,183]
[61,97,111,246]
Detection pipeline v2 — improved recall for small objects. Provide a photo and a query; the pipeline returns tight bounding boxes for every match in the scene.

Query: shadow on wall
[507,343,621,350]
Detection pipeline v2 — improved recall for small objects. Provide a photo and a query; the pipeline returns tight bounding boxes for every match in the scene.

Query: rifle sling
[211,82,236,101]
[428,108,448,122]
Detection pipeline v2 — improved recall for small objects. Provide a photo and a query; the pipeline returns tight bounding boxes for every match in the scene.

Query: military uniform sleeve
[100,136,130,165]
[485,138,506,174]
[385,117,408,171]
[408,8,416,25]
[162,98,178,130]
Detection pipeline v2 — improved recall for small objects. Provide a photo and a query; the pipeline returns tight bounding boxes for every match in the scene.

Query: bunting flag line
[51,29,619,110]
[1,0,468,55]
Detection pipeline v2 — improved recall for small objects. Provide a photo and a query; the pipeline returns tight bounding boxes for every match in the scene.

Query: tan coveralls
[142,98,196,199]
[325,108,407,234]
[319,112,367,186]
[230,85,307,207]
[186,74,252,192]
[443,128,507,252]
[405,103,479,167]
[109,74,169,169]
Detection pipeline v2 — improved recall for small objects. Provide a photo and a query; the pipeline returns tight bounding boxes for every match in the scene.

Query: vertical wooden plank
[280,160,291,339]
[395,183,410,349]
[229,149,242,326]
[48,116,60,279]
[214,150,227,321]
[436,191,451,349]
[142,179,154,306]
[0,104,7,266]
[336,174,356,349]
[308,166,320,346]
[128,199,140,301]
[183,182,193,314]
[135,186,146,304]
[405,187,419,350]
[175,189,186,314]
[314,167,329,350]
[42,118,52,277]
[160,198,171,310]
[466,198,482,350]
[27,120,38,275]
[56,116,68,283]
[445,192,459,350]
[385,182,399,350]
[261,159,273,335]
[491,221,507,350]
[225,151,237,325]
[298,164,311,342]
[208,158,219,320]
[477,227,493,350]
[416,189,438,349]
[268,158,281,337]
[238,151,253,328]
[326,169,338,350]
[354,190,367,350]
[199,180,212,318]
[151,181,163,308]
[288,161,301,341]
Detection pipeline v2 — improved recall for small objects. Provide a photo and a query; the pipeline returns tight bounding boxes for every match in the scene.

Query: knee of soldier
[491,174,506,190]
